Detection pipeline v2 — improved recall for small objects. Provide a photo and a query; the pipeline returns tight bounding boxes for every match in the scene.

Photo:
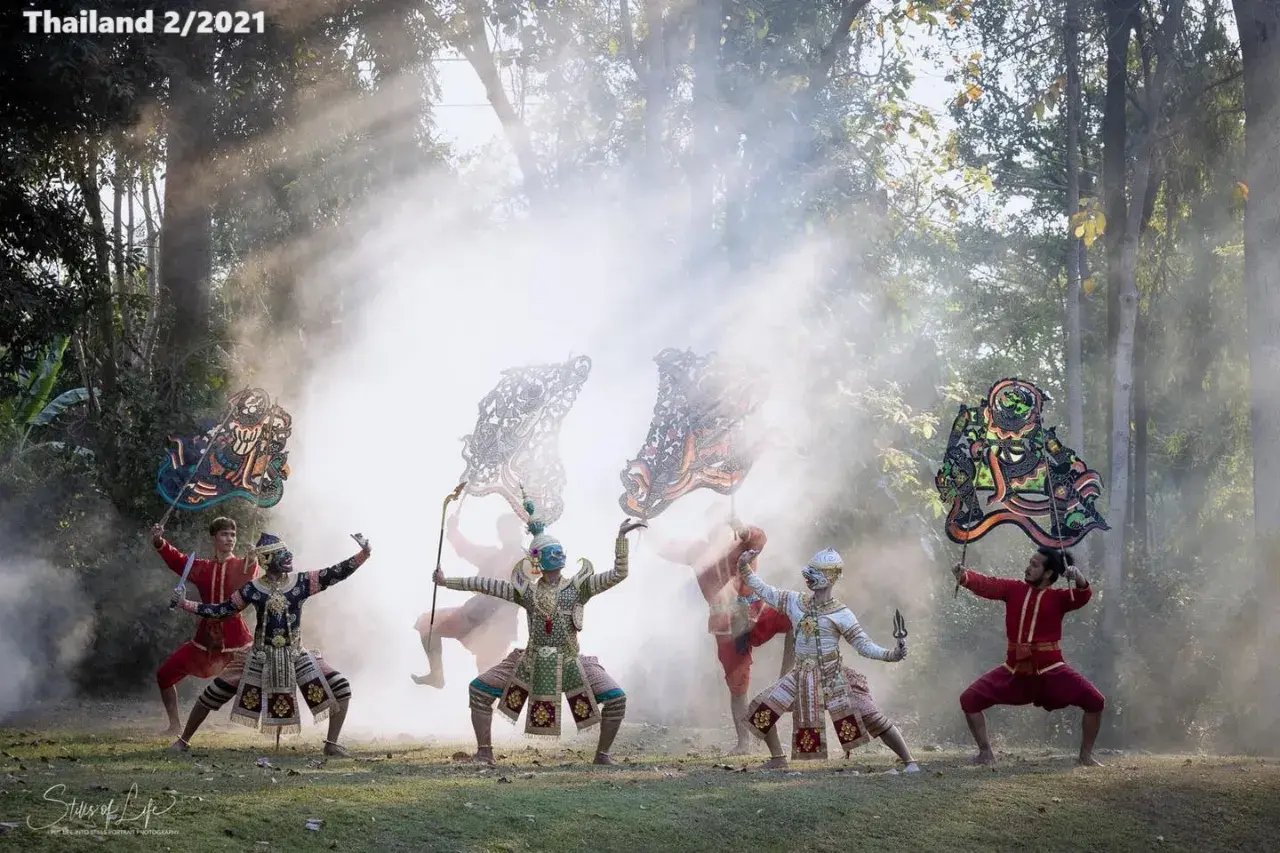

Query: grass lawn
[1,707,1276,852]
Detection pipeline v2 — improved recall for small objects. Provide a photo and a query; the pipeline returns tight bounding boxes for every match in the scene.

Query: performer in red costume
[151,517,259,734]
[655,514,793,754]
[955,547,1105,766]
[412,513,524,687]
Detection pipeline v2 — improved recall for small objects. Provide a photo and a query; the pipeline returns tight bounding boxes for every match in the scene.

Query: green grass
[1,715,1277,852]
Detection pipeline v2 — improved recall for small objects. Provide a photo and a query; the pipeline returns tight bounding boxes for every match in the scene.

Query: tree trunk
[642,0,668,180]
[1102,0,1185,635]
[157,38,215,382]
[1131,304,1149,563]
[140,167,161,370]
[1102,0,1138,480]
[1063,0,1085,453]
[689,0,722,261]
[1232,0,1280,751]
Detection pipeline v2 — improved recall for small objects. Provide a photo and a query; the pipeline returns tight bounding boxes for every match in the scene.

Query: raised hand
[738,549,760,571]
[169,586,185,610]
[951,562,967,580]
[618,518,648,537]
[432,567,445,585]
[894,637,909,661]
[151,523,165,546]
[351,533,371,555]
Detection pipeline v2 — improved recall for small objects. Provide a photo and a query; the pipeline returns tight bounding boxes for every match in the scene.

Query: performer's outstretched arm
[953,565,1016,601]
[300,547,371,598]
[736,549,788,611]
[583,536,630,598]
[172,581,254,619]
[838,613,903,662]
[439,574,522,603]
[151,525,205,582]
[581,519,647,599]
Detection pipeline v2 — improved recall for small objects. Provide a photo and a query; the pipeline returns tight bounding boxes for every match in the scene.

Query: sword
[175,551,197,595]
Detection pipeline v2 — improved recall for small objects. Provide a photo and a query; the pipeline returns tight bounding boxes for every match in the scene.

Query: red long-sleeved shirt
[959,570,1092,675]
[155,539,258,652]
[674,526,769,635]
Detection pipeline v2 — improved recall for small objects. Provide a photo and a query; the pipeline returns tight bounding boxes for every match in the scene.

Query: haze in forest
[1,0,1277,757]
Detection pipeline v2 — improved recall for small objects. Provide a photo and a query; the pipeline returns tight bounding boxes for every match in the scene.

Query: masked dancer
[738,548,918,771]
[433,497,645,765]
[167,532,371,756]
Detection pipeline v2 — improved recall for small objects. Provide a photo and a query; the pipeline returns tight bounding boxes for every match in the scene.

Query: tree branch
[618,0,643,79]
[423,1,545,202]
[809,0,874,95]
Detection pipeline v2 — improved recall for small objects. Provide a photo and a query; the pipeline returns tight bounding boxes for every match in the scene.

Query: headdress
[521,490,561,569]
[250,531,292,568]
[806,548,844,582]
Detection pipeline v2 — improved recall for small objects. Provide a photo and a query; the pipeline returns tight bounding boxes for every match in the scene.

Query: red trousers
[716,606,792,697]
[960,664,1106,715]
[156,641,239,690]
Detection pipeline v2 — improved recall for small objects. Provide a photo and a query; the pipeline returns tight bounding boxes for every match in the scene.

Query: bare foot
[593,753,616,766]
[158,725,181,737]
[323,741,351,758]
[762,755,788,770]
[726,742,752,756]
[472,746,496,766]
[411,672,445,689]
[903,761,920,773]
[1078,754,1103,767]
[971,750,996,766]
[168,739,189,753]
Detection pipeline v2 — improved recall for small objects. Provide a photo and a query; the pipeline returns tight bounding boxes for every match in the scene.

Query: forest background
[2,0,1278,754]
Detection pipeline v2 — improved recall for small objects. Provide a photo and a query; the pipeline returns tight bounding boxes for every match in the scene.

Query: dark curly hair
[1037,546,1075,581]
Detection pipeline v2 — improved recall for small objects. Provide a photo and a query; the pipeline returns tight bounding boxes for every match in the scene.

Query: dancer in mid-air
[738,547,918,771]
[954,548,1105,766]
[151,518,258,735]
[168,532,371,756]
[434,497,645,765]
[652,513,792,754]
[412,513,524,687]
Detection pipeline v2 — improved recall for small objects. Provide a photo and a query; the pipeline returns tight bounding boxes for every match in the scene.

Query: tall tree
[156,36,216,383]
[1063,0,1086,453]
[1102,0,1185,631]
[1232,0,1280,748]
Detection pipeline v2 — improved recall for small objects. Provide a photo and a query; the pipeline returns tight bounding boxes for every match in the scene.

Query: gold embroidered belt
[797,649,842,670]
